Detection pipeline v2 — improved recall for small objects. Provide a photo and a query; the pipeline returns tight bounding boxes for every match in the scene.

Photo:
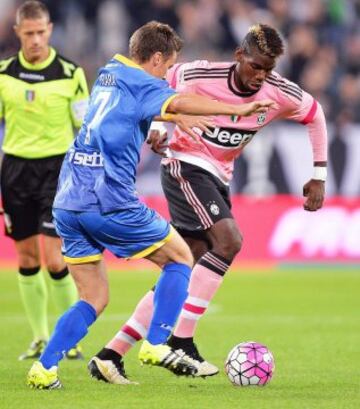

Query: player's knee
[94,298,109,315]
[213,232,243,261]
[48,266,69,280]
[181,244,194,267]
[83,294,109,316]
[17,250,40,268]
[46,261,67,275]
[77,284,109,315]
[165,233,194,268]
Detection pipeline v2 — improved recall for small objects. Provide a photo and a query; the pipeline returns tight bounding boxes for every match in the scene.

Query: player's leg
[163,160,242,375]
[167,221,241,375]
[143,227,193,340]
[37,260,106,367]
[87,205,196,380]
[90,162,226,379]
[38,154,82,359]
[96,233,219,378]
[28,261,102,389]
[15,236,49,359]
[0,154,49,359]
[43,236,77,316]
[103,288,154,357]
[173,219,241,340]
[27,209,103,389]
[136,228,201,376]
[99,236,209,362]
[43,235,82,359]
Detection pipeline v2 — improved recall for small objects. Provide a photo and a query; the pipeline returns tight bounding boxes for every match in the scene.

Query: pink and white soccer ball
[225,341,275,386]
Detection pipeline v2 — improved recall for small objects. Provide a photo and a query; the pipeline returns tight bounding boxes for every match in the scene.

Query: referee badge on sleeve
[25,90,35,102]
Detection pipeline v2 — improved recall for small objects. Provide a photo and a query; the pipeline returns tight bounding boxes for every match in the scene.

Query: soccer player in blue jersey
[26,21,276,389]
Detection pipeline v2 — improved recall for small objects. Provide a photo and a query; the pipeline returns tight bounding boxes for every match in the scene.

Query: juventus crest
[257,112,267,125]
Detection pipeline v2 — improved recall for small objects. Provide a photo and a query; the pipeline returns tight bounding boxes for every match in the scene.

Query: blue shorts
[53,205,172,264]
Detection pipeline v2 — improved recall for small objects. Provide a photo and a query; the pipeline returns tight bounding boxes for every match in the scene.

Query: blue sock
[40,300,96,369]
[147,262,191,345]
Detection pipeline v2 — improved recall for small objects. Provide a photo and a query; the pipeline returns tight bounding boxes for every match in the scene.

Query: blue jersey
[53,54,177,213]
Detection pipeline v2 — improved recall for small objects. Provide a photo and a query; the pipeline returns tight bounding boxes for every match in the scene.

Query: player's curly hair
[129,21,184,63]
[16,1,50,25]
[241,24,284,58]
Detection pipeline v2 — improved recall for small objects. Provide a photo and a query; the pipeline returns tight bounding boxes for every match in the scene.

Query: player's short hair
[16,1,50,25]
[241,24,284,59]
[129,21,183,63]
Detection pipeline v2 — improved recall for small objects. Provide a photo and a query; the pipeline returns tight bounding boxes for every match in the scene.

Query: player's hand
[172,114,214,141]
[237,100,278,117]
[146,130,169,156]
[303,179,325,211]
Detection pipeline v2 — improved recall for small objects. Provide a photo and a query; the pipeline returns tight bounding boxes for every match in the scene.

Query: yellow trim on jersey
[113,54,143,70]
[161,113,175,121]
[130,227,174,260]
[160,94,178,117]
[19,47,56,71]
[64,253,102,264]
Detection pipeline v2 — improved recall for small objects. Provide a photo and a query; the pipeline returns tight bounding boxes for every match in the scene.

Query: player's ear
[13,24,20,37]
[47,22,53,35]
[234,47,244,62]
[152,52,163,67]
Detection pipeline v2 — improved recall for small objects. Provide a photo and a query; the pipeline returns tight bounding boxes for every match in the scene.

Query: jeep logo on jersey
[202,126,256,148]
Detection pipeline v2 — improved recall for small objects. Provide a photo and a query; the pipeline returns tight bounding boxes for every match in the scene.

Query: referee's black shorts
[161,160,233,240]
[0,153,65,241]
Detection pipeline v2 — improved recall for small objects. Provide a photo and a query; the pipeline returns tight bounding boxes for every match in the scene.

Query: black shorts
[161,160,233,238]
[0,153,65,241]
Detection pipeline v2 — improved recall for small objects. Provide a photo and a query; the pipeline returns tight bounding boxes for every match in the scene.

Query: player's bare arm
[299,96,328,212]
[148,97,278,155]
[166,94,278,117]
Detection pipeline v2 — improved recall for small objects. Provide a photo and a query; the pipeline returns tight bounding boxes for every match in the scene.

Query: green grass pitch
[0,266,359,409]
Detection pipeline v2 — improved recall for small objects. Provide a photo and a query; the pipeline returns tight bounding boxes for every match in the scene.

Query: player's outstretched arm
[166,94,278,117]
[301,100,328,212]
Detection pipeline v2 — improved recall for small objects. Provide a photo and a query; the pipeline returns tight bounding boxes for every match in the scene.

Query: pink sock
[174,252,229,338]
[106,290,154,356]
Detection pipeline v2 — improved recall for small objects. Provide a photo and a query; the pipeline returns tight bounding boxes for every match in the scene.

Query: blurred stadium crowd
[1,0,360,196]
[1,0,360,123]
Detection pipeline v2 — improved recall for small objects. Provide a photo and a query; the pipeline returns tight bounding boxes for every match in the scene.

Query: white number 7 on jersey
[84,91,111,145]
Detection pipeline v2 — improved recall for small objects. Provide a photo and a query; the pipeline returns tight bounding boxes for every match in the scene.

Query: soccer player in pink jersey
[89,24,327,382]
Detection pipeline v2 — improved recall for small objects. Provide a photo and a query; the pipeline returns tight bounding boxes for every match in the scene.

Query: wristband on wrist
[313,166,327,181]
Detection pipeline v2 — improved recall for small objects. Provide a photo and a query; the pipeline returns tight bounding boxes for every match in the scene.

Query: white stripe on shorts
[169,160,213,229]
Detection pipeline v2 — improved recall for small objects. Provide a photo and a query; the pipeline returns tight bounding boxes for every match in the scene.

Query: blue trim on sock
[147,262,191,345]
[40,300,97,369]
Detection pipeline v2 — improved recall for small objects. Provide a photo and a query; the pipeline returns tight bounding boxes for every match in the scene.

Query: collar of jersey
[19,47,56,71]
[113,54,143,70]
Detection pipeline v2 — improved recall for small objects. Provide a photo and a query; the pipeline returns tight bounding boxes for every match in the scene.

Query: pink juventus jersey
[163,60,327,184]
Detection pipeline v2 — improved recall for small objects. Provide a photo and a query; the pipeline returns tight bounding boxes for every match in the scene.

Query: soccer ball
[225,341,275,386]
